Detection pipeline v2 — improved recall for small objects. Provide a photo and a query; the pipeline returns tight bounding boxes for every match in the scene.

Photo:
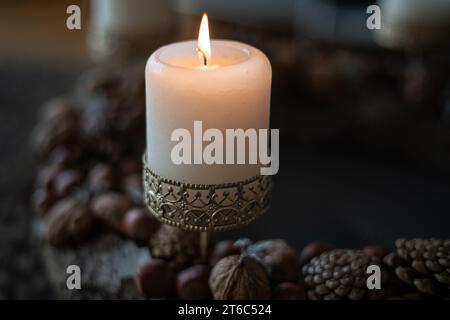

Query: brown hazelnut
[135,259,175,298]
[46,197,98,248]
[91,192,132,231]
[249,239,300,283]
[299,241,333,265]
[273,282,306,300]
[122,208,160,243]
[209,255,271,300]
[210,240,241,266]
[363,245,390,260]
[53,170,83,198]
[176,265,211,300]
[88,164,116,195]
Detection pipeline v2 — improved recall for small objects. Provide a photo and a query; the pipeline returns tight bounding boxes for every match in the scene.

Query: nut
[122,208,160,243]
[88,164,116,195]
[176,264,211,300]
[91,193,132,231]
[299,241,333,265]
[135,259,175,298]
[209,255,271,300]
[249,239,300,283]
[46,197,98,248]
[210,240,241,266]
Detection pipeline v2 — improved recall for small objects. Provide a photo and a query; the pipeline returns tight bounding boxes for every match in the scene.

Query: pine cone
[302,249,387,300]
[384,238,450,296]
[150,225,200,269]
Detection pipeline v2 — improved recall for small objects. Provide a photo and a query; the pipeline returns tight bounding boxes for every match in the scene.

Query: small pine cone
[384,238,450,296]
[303,249,387,300]
[150,225,200,269]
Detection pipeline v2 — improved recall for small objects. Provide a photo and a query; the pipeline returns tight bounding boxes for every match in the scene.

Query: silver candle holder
[142,154,272,233]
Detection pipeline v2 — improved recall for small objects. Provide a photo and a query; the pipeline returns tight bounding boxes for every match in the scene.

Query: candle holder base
[142,154,271,232]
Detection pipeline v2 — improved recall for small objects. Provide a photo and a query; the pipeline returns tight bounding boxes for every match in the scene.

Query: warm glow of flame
[197,13,211,65]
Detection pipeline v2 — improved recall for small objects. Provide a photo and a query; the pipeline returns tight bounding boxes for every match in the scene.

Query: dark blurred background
[0,0,449,299]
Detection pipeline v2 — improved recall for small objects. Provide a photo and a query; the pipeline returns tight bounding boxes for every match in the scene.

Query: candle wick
[197,47,208,66]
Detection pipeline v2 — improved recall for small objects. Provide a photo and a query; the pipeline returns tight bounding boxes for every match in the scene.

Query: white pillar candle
[145,17,271,185]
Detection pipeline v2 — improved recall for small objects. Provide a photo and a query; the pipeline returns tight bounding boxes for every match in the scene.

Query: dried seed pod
[135,259,175,298]
[91,193,132,231]
[209,255,271,300]
[46,197,98,248]
[122,208,160,243]
[176,265,211,300]
[249,239,301,283]
[150,225,200,270]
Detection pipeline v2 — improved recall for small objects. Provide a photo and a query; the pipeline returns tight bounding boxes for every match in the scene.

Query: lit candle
[145,14,272,184]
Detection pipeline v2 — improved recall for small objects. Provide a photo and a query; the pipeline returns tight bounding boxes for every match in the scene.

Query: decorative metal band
[142,154,271,232]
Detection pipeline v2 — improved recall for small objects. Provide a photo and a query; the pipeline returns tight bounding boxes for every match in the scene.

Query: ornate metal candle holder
[142,154,272,232]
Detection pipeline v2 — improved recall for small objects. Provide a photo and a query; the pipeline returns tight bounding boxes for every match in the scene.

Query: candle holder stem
[200,232,209,262]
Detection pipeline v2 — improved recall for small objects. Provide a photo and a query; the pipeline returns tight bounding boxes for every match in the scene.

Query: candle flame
[197,13,211,65]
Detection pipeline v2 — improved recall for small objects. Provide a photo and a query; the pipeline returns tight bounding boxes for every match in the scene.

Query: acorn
[122,208,160,243]
[209,255,271,300]
[273,282,306,300]
[176,264,211,300]
[91,192,132,231]
[135,259,175,298]
[210,240,241,266]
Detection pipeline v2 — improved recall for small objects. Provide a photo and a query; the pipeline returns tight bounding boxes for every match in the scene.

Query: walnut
[209,255,271,300]
[249,239,301,283]
[46,198,98,248]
